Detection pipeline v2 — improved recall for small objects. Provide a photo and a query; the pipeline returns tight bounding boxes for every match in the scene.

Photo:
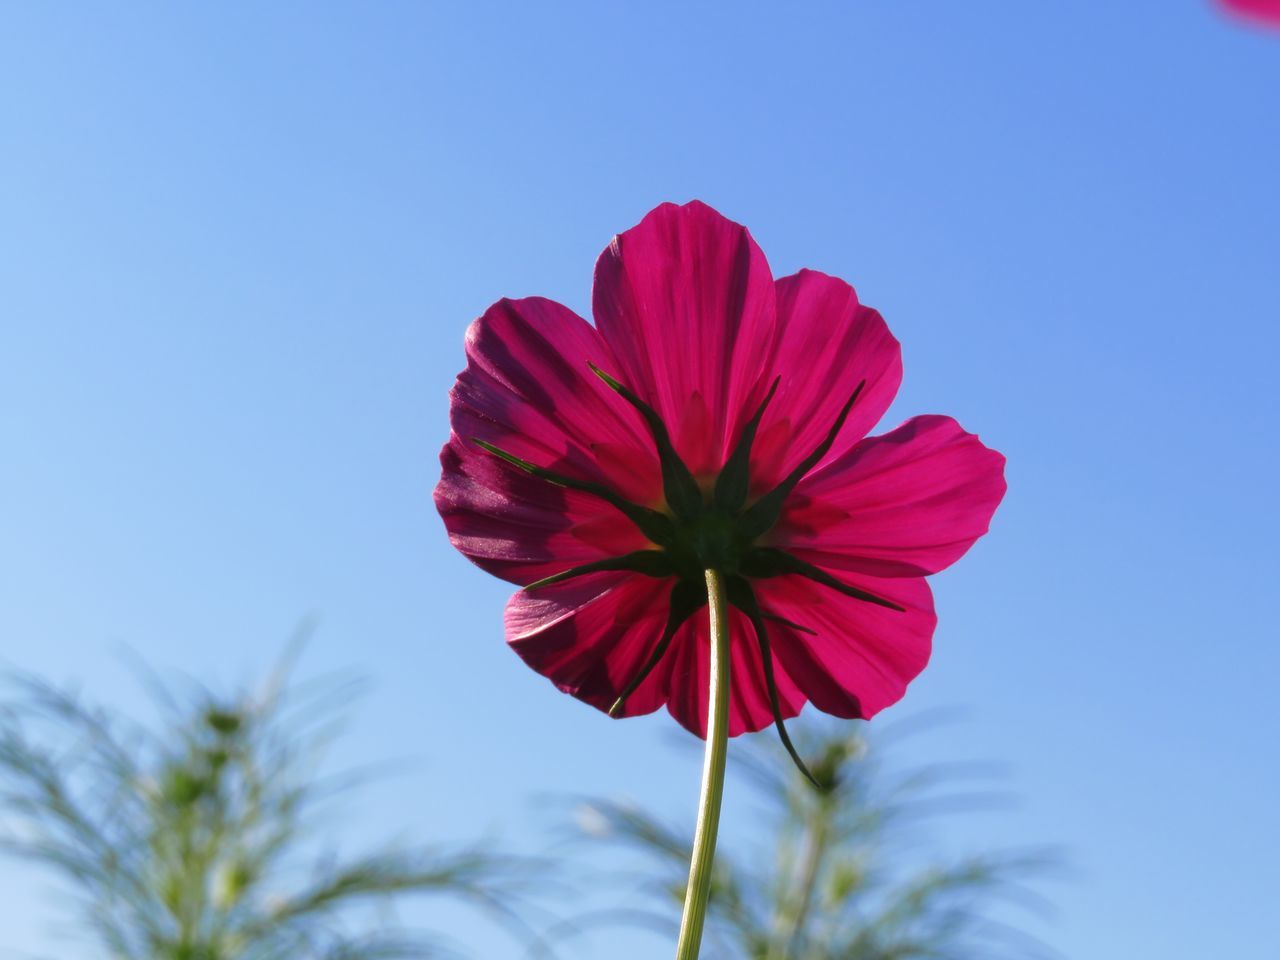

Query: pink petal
[673,390,718,480]
[436,438,649,584]
[506,573,806,737]
[662,602,806,737]
[592,201,779,473]
[453,296,654,476]
[776,415,1006,578]
[436,297,661,585]
[1220,0,1280,26]
[759,574,935,720]
[755,270,903,488]
[506,572,676,717]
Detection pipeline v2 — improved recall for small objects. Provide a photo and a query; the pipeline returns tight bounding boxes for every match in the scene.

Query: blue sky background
[2,2,1278,957]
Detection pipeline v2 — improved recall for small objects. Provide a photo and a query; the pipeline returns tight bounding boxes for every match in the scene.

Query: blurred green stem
[775,800,832,960]
[674,568,731,960]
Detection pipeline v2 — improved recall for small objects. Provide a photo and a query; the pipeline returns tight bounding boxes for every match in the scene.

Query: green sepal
[472,438,676,546]
[740,547,906,612]
[737,380,865,540]
[713,377,780,514]
[523,550,675,591]
[588,363,704,521]
[763,612,816,636]
[725,576,822,789]
[607,579,704,717]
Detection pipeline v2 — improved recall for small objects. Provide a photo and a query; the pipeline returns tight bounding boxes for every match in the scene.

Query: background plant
[0,659,536,960]
[561,720,1056,960]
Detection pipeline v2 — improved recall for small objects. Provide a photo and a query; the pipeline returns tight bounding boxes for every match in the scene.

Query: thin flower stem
[674,568,732,960]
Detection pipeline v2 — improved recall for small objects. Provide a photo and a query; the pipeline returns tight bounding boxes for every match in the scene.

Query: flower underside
[474,364,904,785]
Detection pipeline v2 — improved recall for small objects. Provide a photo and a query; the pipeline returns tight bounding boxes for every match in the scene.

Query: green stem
[674,568,732,960]
[774,799,831,960]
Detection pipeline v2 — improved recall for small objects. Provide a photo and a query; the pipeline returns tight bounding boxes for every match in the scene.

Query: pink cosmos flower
[435,201,1005,755]
[1220,0,1280,25]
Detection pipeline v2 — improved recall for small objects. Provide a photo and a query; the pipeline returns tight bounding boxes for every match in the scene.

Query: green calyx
[486,367,895,605]
[570,367,783,580]
[472,367,901,782]
[473,367,901,610]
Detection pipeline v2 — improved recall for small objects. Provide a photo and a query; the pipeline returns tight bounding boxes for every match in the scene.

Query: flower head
[435,202,1005,748]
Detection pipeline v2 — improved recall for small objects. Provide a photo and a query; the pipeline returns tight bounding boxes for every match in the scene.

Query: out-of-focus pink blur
[1220,0,1280,26]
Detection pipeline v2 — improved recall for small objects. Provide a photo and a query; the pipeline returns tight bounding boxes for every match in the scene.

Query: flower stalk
[674,568,732,960]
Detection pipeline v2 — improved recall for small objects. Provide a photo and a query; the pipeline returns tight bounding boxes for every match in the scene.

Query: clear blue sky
[2,3,1278,958]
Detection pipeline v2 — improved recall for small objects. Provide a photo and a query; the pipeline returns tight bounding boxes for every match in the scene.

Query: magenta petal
[452,296,654,476]
[777,415,1007,578]
[506,573,805,738]
[760,574,935,720]
[757,270,902,487]
[436,297,659,585]
[436,438,649,585]
[506,573,676,718]
[592,201,779,470]
[662,603,806,738]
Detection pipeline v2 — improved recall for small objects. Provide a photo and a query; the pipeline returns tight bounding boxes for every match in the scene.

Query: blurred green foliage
[0,659,1059,960]
[0,661,534,960]
[565,720,1057,960]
